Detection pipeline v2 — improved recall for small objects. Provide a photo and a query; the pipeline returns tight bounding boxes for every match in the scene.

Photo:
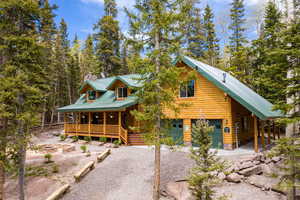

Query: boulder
[238,165,262,177]
[272,156,281,163]
[52,131,61,137]
[261,163,276,175]
[218,172,226,181]
[104,143,114,148]
[62,145,75,153]
[226,173,242,183]
[247,175,280,191]
[264,158,272,164]
[253,160,261,165]
[78,140,88,145]
[235,161,254,170]
[165,181,192,200]
[98,142,105,146]
[90,141,99,146]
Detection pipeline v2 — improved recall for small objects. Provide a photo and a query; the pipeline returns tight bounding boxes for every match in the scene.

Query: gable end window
[88,90,96,100]
[180,80,195,98]
[117,87,128,98]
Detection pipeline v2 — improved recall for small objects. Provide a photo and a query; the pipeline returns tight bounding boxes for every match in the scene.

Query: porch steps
[128,134,145,145]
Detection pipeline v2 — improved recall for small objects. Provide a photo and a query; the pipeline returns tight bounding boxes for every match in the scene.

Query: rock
[272,156,281,163]
[254,153,264,161]
[65,138,73,143]
[226,173,243,183]
[247,175,280,191]
[165,181,192,200]
[261,163,275,175]
[225,165,236,174]
[98,142,105,146]
[236,161,254,170]
[113,144,119,148]
[90,141,99,146]
[238,165,262,177]
[62,145,75,153]
[218,172,226,180]
[104,143,114,148]
[78,140,88,145]
[52,131,61,137]
[240,154,257,162]
[253,160,261,165]
[264,158,272,164]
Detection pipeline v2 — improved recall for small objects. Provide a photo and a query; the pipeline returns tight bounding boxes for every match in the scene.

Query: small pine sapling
[52,164,59,173]
[99,137,107,143]
[80,145,87,153]
[188,120,226,200]
[72,136,79,142]
[84,136,92,143]
[60,134,67,141]
[44,153,53,164]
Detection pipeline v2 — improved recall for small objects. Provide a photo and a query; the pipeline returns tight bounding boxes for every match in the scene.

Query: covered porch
[64,111,129,144]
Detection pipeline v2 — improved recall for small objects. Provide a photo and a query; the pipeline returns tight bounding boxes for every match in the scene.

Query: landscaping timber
[46,184,70,200]
[97,149,111,163]
[74,161,95,182]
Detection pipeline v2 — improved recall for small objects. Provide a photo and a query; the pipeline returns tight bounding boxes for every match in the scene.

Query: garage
[162,119,184,145]
[192,119,223,149]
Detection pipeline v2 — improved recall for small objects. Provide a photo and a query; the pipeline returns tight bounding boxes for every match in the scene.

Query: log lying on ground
[74,161,95,182]
[97,149,111,163]
[46,184,70,200]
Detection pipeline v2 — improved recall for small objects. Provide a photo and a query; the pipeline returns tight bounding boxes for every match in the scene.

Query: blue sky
[49,0,267,45]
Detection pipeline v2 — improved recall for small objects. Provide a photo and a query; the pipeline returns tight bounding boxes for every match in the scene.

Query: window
[180,80,195,97]
[117,87,128,98]
[88,91,96,100]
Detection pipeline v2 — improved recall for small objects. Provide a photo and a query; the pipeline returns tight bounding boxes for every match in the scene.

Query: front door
[192,119,223,149]
[169,119,184,145]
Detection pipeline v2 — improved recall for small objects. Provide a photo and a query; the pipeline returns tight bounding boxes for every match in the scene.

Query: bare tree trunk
[153,30,161,200]
[17,94,26,200]
[41,103,46,129]
[0,119,8,200]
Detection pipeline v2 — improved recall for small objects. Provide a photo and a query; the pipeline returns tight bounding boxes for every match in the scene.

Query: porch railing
[64,124,127,140]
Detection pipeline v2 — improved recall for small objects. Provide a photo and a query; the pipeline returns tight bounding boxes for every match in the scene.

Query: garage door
[162,119,184,145]
[192,119,223,149]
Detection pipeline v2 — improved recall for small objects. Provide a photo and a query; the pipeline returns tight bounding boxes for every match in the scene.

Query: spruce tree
[202,5,220,67]
[227,0,249,84]
[0,1,47,199]
[69,35,81,102]
[81,34,98,78]
[126,0,193,199]
[228,0,247,53]
[251,1,285,104]
[94,0,121,77]
[188,120,225,199]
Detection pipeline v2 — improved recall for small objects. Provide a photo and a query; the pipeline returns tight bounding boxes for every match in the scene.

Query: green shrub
[52,164,59,173]
[99,137,107,143]
[44,153,53,163]
[84,136,92,143]
[60,134,67,141]
[72,136,79,142]
[113,139,122,145]
[80,145,87,153]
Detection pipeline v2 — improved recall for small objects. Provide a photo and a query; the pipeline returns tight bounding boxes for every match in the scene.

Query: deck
[64,123,129,144]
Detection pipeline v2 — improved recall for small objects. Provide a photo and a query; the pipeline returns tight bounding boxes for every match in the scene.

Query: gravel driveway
[61,146,194,200]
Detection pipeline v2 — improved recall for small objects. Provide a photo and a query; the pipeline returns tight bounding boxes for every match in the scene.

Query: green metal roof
[58,91,138,112]
[179,56,283,120]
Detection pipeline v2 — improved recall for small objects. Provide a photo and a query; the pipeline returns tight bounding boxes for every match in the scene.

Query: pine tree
[228,0,247,53]
[202,5,220,67]
[94,0,121,77]
[270,7,300,200]
[251,1,285,103]
[81,34,98,79]
[227,0,249,83]
[186,1,205,59]
[69,34,81,102]
[188,120,225,199]
[126,1,193,199]
[0,1,47,199]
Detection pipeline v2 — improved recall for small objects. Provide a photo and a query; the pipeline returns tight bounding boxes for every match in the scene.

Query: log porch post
[277,126,281,139]
[88,112,91,137]
[254,116,258,153]
[104,112,106,135]
[267,121,271,145]
[119,111,121,137]
[261,121,265,150]
[64,113,67,134]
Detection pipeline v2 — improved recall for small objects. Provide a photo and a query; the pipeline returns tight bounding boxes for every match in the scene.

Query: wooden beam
[254,116,258,153]
[104,112,106,135]
[267,121,271,145]
[64,113,67,134]
[261,121,265,150]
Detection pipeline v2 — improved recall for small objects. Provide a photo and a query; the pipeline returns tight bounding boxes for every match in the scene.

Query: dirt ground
[5,128,287,200]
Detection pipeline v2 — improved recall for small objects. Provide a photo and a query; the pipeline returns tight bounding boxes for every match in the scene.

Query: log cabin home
[58,56,283,152]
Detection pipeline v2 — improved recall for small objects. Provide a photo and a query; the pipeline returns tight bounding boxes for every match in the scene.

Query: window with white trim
[117,87,128,98]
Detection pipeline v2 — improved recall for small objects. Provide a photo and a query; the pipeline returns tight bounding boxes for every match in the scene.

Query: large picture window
[180,80,195,97]
[88,90,96,100]
[117,87,128,98]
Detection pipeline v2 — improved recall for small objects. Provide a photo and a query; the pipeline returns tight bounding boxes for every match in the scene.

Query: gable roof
[178,56,283,120]
[79,74,142,93]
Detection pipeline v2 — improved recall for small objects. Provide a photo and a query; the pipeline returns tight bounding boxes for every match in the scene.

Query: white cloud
[80,0,135,9]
